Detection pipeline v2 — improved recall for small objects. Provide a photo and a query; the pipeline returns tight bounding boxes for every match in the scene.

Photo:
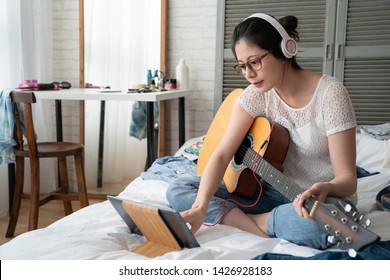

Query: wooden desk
[8,88,191,208]
[37,88,190,184]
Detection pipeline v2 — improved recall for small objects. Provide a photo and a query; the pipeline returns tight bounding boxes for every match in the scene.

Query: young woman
[166,13,357,249]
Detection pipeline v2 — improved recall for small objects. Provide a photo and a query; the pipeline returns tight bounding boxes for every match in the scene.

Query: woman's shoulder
[319,74,345,89]
[236,84,267,118]
[316,74,348,99]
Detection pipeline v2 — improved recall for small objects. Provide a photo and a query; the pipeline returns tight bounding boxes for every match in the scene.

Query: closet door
[334,0,390,124]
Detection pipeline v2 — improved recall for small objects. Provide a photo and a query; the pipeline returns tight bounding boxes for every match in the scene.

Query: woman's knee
[268,203,330,249]
[166,175,200,211]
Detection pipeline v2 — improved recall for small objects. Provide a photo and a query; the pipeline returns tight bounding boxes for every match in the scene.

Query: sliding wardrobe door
[333,0,390,124]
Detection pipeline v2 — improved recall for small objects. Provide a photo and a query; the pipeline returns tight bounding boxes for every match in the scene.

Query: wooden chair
[6,90,89,237]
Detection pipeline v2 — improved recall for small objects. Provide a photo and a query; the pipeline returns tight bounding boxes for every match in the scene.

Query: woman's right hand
[180,203,207,234]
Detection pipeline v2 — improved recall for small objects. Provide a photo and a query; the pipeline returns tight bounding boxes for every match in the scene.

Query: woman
[166,13,357,249]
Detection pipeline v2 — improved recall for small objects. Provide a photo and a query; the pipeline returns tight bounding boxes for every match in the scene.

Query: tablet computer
[108,195,200,249]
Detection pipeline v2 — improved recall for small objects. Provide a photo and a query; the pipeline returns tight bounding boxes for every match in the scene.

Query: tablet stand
[122,201,181,257]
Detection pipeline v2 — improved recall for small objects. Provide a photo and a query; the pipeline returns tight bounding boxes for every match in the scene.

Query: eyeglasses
[233,52,270,76]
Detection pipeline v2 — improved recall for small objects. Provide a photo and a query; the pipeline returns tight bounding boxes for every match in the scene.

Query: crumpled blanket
[359,123,390,140]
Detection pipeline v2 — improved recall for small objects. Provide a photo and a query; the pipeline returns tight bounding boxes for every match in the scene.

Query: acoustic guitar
[197,88,379,251]
[197,88,289,198]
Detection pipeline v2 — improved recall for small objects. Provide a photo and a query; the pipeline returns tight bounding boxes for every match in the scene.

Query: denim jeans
[166,175,330,249]
[254,240,390,259]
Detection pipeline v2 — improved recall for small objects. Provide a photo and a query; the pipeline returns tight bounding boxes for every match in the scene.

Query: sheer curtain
[0,0,54,218]
[84,0,161,186]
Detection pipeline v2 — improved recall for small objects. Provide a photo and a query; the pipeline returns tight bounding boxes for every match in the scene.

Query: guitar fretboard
[243,147,305,201]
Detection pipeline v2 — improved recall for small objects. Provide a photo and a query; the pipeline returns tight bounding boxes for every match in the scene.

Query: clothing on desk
[0,88,22,164]
[129,101,159,140]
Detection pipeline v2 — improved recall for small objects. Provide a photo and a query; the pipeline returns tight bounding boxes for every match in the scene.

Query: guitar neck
[244,148,305,201]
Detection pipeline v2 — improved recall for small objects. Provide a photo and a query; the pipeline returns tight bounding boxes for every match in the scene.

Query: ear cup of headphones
[245,13,298,58]
[281,37,298,58]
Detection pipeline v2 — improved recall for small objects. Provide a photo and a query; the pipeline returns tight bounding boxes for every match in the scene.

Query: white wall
[165,0,217,154]
[0,0,218,218]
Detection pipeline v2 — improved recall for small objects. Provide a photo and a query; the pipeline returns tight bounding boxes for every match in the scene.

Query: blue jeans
[253,240,390,259]
[166,175,330,249]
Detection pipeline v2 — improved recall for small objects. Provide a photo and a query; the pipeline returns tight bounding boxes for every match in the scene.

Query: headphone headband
[244,13,298,58]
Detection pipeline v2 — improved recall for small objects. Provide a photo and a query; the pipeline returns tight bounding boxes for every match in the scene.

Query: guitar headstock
[308,199,380,251]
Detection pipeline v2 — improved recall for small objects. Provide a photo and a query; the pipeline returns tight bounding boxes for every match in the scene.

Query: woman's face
[234,39,284,93]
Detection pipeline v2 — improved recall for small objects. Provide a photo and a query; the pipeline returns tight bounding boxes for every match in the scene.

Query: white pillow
[356,132,385,172]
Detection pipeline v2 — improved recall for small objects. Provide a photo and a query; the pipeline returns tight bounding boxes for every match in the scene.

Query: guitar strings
[203,61,292,233]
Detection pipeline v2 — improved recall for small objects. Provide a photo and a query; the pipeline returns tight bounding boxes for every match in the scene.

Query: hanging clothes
[0,89,17,164]
[129,101,159,140]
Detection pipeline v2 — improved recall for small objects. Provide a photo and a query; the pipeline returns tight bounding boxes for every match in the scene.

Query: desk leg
[97,100,105,188]
[8,163,15,215]
[146,102,155,169]
[55,100,63,141]
[178,97,185,147]
[55,100,63,190]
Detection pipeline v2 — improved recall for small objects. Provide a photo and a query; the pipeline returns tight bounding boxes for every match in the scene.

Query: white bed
[1,131,389,260]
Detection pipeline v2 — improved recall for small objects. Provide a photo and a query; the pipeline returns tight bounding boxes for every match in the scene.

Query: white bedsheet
[1,133,389,260]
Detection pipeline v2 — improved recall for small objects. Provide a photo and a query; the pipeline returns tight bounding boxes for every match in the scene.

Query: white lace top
[237,75,357,190]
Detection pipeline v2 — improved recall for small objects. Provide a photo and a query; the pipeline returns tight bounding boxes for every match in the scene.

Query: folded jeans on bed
[253,240,390,260]
[376,184,390,211]
[141,156,197,182]
[356,166,380,178]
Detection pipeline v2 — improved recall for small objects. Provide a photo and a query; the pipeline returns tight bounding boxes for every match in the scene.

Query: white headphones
[244,13,298,59]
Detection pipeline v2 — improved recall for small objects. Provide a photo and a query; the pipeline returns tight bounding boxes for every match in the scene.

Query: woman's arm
[181,103,255,232]
[295,127,357,217]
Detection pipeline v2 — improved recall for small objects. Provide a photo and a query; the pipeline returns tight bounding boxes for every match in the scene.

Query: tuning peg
[327,235,337,244]
[344,203,353,212]
[364,218,371,228]
[348,249,357,258]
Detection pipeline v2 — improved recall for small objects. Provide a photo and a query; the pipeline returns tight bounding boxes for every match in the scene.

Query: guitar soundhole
[232,134,253,170]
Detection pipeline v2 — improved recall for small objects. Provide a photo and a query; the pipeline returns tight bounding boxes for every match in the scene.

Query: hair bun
[279,15,299,41]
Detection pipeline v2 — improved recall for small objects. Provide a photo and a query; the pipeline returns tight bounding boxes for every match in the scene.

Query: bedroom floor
[0,180,130,245]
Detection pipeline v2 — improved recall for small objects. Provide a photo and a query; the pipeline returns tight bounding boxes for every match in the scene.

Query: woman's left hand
[293,182,331,219]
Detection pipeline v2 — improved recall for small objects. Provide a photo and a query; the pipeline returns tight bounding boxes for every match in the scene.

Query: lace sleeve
[322,80,357,136]
[236,85,267,118]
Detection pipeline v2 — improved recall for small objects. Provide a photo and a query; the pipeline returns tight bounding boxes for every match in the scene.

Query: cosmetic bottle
[176,59,189,90]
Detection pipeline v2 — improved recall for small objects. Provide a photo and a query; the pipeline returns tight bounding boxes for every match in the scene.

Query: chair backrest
[10,91,38,158]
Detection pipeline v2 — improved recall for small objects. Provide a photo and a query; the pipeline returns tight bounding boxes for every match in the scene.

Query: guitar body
[197,89,290,198]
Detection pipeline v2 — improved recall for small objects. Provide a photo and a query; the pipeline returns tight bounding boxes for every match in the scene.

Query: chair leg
[74,154,89,207]
[6,157,25,238]
[28,158,40,231]
[58,156,73,215]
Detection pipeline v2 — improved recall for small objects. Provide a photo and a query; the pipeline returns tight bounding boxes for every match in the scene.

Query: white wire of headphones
[244,13,298,59]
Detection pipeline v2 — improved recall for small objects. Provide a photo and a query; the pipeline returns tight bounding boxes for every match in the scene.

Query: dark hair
[231,15,302,70]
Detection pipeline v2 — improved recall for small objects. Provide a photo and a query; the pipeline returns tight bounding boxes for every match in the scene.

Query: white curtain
[84,0,161,186]
[0,0,54,218]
